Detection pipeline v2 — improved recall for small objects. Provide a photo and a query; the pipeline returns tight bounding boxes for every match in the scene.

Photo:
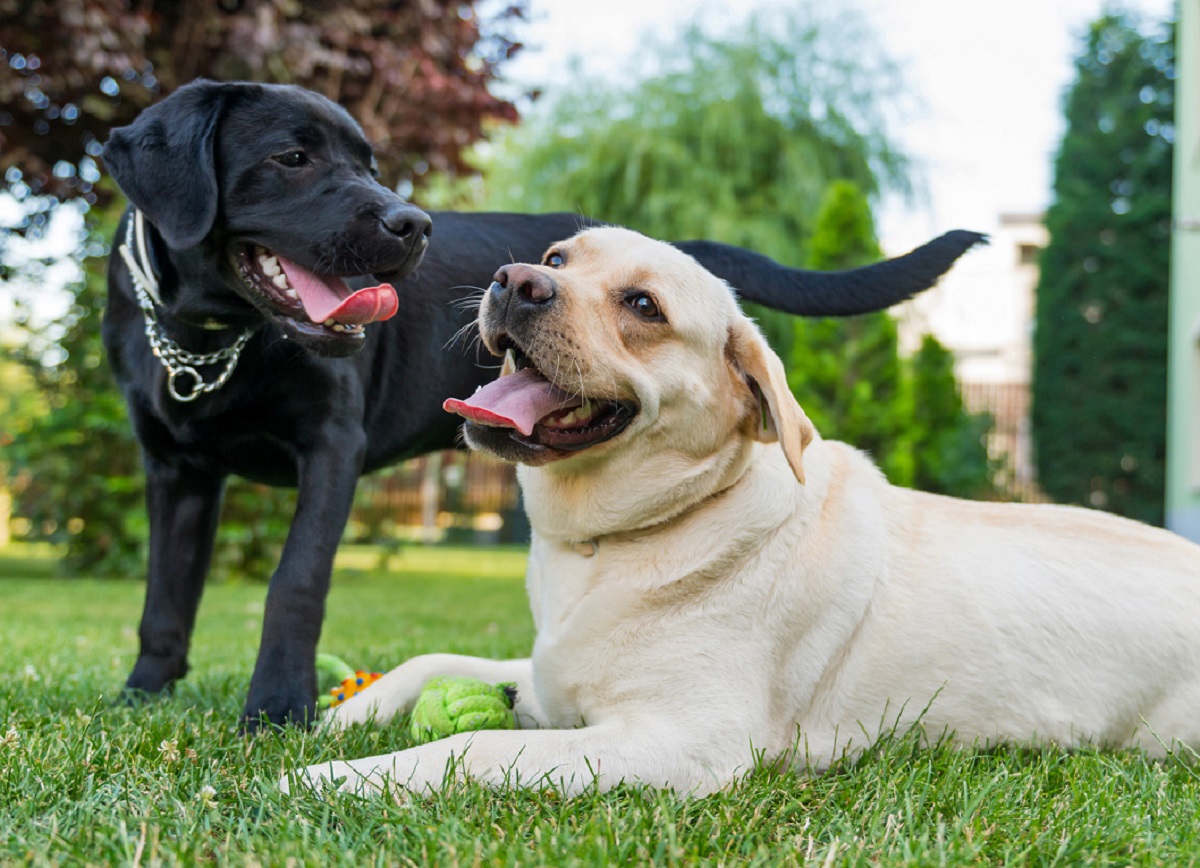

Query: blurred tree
[6,196,145,573]
[0,0,525,209]
[452,12,991,497]
[0,345,44,495]
[2,1,526,576]
[788,181,992,495]
[6,192,296,577]
[908,333,994,497]
[788,180,913,484]
[1031,13,1174,525]
[459,6,911,356]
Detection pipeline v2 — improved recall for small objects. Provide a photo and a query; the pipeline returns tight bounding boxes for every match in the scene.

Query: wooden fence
[960,381,1048,503]
[350,451,524,544]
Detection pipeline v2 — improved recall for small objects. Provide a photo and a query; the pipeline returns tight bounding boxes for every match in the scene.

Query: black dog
[101,80,983,728]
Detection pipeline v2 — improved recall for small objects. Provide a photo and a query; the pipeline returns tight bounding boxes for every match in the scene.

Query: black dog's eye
[271,150,309,168]
[625,292,663,320]
[544,251,565,268]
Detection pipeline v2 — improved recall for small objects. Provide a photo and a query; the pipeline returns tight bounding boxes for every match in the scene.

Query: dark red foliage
[0,0,525,202]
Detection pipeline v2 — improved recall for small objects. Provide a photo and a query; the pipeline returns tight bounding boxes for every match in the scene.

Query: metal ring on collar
[167,366,203,402]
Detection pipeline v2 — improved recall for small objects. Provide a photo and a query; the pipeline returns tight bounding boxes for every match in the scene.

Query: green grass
[2,542,1199,866]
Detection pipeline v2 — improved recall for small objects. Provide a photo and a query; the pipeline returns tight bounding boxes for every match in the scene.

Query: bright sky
[500,0,1176,253]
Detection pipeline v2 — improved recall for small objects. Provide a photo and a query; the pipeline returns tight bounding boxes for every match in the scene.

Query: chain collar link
[117,210,255,402]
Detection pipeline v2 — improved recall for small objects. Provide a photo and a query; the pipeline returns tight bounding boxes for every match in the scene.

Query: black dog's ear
[102,79,230,250]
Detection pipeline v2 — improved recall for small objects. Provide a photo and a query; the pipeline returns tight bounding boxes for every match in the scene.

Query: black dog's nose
[381,203,432,241]
[493,263,556,305]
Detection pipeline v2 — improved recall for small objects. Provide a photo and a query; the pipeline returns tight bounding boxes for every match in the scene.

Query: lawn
[1,542,1198,866]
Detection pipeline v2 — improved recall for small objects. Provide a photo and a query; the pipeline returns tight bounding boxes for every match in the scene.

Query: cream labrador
[283,227,1200,797]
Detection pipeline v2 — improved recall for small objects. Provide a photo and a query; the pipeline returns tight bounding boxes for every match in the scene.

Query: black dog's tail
[675,230,987,316]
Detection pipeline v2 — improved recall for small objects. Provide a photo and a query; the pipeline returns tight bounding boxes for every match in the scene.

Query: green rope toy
[316,654,517,742]
[408,676,517,744]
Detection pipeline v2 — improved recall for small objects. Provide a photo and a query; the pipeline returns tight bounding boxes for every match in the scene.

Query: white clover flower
[197,785,218,809]
[158,739,180,763]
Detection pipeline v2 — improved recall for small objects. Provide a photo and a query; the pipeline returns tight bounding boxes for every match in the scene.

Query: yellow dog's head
[446,227,814,537]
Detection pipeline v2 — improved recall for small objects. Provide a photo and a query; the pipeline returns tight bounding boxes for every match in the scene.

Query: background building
[896,214,1047,501]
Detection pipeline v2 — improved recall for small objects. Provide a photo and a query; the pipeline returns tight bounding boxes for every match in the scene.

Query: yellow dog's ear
[728,318,815,484]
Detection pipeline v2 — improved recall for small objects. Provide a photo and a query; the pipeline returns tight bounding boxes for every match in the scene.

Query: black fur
[101,80,984,728]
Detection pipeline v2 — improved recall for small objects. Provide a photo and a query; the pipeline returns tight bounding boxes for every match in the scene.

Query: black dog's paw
[123,653,188,699]
[239,694,319,734]
[116,686,169,709]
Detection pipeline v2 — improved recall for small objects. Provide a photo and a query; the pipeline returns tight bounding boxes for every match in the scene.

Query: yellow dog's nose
[493,263,557,305]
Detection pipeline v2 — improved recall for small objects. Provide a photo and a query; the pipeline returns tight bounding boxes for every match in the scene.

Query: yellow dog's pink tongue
[278,255,399,325]
[443,368,581,436]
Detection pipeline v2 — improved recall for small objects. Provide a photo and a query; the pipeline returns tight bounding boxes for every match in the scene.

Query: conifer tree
[788,181,914,485]
[1032,14,1174,524]
[787,181,991,495]
[909,334,993,497]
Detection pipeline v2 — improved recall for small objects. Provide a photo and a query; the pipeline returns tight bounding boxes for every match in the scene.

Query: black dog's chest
[130,353,348,486]
[145,403,303,486]
[201,425,300,486]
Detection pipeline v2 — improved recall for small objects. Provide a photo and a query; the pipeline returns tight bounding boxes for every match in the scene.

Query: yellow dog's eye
[545,252,565,268]
[626,292,662,320]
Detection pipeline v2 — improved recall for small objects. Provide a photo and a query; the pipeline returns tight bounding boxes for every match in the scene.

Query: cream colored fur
[283,227,1200,797]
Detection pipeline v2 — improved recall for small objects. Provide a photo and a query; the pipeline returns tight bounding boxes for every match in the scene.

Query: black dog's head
[103,79,430,356]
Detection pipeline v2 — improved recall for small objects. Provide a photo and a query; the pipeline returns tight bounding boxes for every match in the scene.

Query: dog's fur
[102,80,984,727]
[287,227,1200,796]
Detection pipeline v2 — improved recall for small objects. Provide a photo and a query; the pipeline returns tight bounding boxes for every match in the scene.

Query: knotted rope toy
[315,654,517,742]
[408,676,517,744]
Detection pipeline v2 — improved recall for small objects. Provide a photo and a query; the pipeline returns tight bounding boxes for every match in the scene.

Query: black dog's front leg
[126,457,226,696]
[241,431,367,729]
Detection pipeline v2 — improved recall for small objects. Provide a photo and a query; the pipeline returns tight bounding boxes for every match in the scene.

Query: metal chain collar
[117,210,255,402]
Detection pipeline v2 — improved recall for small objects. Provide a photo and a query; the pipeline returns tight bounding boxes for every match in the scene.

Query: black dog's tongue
[443,368,580,436]
[277,255,398,324]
